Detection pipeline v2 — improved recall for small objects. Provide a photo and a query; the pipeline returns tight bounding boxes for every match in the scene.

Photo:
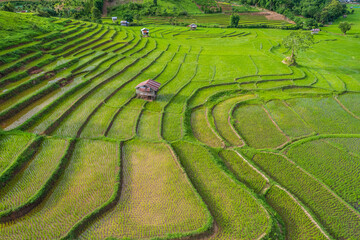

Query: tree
[37,9,51,17]
[1,2,15,12]
[122,12,133,22]
[323,0,345,21]
[230,14,240,27]
[282,32,315,65]
[153,0,157,6]
[319,9,330,24]
[91,6,102,20]
[93,0,103,11]
[303,18,317,29]
[338,22,351,35]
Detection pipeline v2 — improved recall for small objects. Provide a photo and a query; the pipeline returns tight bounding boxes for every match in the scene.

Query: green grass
[323,4,360,35]
[232,4,260,13]
[137,110,162,141]
[52,51,161,137]
[337,93,360,117]
[141,12,288,27]
[218,149,267,193]
[162,112,183,141]
[0,139,118,239]
[80,139,210,239]
[165,81,208,114]
[0,11,62,50]
[173,141,272,239]
[80,58,168,139]
[326,137,360,156]
[188,84,240,108]
[265,99,314,138]
[286,139,360,206]
[233,104,289,149]
[286,97,360,134]
[0,14,360,238]
[0,138,68,212]
[107,99,145,140]
[252,152,360,239]
[212,94,255,146]
[0,134,33,173]
[265,185,329,240]
[191,106,223,147]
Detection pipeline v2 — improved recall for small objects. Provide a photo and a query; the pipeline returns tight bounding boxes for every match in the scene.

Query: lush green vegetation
[286,139,360,207]
[0,11,62,50]
[252,152,360,239]
[239,0,350,26]
[0,0,104,20]
[80,140,210,239]
[232,104,289,149]
[0,6,359,239]
[173,141,273,239]
[265,185,330,239]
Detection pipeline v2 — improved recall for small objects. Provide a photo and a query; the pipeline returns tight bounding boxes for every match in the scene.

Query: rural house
[135,79,161,101]
[188,23,197,30]
[121,20,129,26]
[141,28,149,37]
[311,28,320,34]
[112,17,117,23]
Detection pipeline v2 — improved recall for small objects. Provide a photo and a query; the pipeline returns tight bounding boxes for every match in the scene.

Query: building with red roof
[135,79,161,101]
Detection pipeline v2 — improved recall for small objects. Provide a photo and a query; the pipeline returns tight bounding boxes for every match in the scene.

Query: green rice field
[0,9,359,239]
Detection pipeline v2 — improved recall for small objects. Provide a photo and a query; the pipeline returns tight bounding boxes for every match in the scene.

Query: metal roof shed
[135,79,161,101]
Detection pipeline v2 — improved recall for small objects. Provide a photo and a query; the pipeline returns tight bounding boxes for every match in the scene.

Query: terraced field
[0,17,360,239]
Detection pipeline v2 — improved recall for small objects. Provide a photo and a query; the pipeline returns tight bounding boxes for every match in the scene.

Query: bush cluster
[109,2,190,21]
[237,0,350,27]
[0,0,104,21]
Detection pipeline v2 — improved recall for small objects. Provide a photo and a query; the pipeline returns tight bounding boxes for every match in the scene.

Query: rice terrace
[0,0,359,239]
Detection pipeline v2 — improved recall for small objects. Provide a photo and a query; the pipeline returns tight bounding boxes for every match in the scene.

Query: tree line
[239,0,352,27]
[0,0,104,22]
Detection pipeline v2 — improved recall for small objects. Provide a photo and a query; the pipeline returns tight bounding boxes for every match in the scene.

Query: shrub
[338,21,351,35]
[230,14,240,27]
[91,6,102,20]
[1,2,15,12]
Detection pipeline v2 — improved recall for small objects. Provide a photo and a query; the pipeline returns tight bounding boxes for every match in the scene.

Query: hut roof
[189,23,197,27]
[136,79,161,91]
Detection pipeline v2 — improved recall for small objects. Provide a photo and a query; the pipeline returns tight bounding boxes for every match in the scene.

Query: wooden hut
[121,20,129,26]
[188,23,197,30]
[135,79,161,101]
[311,28,320,34]
[141,28,149,37]
[112,17,118,23]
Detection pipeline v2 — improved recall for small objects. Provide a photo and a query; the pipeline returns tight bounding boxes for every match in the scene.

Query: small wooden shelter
[112,17,118,23]
[141,28,149,37]
[121,20,129,26]
[188,23,197,30]
[311,28,320,34]
[135,79,161,101]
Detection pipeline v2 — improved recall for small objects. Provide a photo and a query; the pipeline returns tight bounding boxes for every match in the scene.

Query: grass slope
[0,11,62,50]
